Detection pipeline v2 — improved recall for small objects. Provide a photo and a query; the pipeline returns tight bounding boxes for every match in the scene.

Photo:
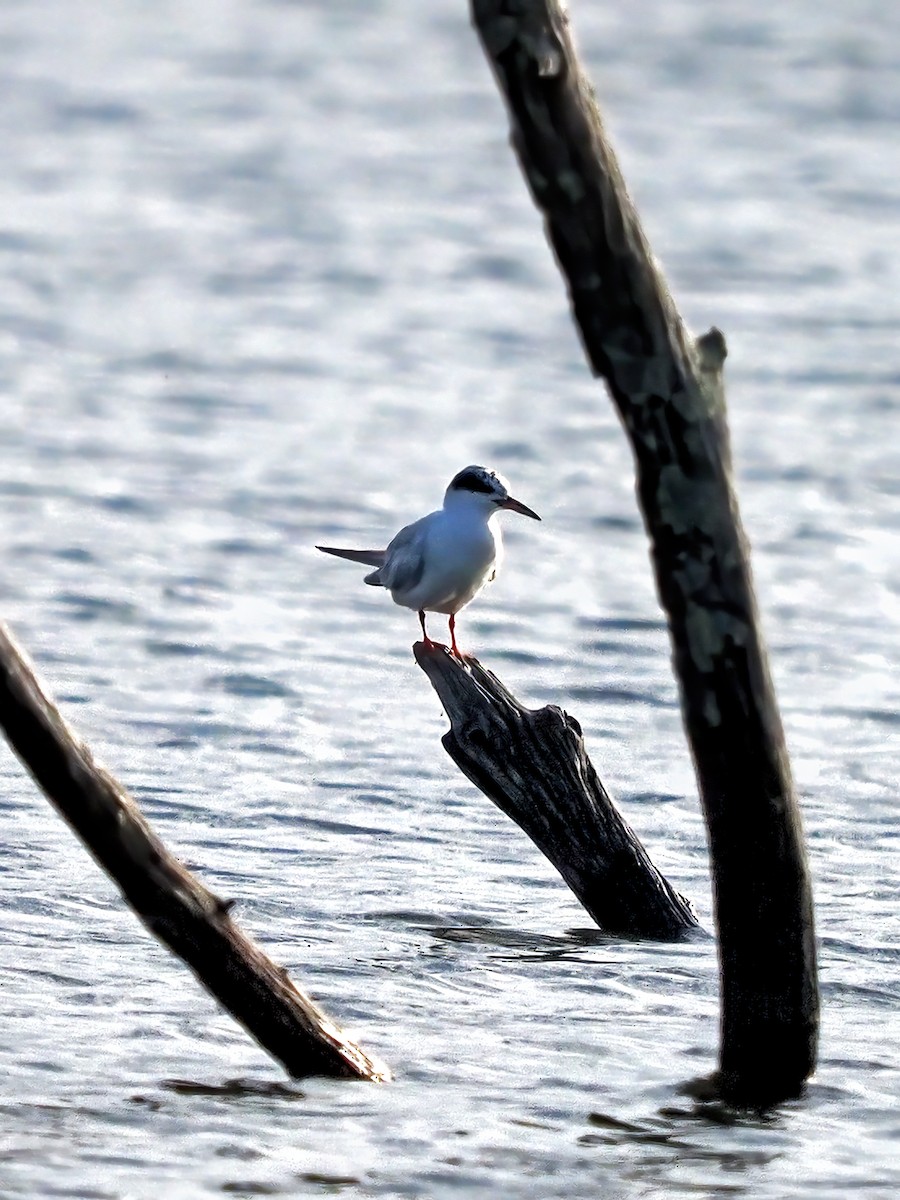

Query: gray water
[0,1,897,1196]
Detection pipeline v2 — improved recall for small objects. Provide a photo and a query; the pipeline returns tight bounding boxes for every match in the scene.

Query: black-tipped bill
[499,495,541,520]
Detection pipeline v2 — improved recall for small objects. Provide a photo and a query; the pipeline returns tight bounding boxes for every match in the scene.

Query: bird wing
[377,516,431,594]
[316,546,386,568]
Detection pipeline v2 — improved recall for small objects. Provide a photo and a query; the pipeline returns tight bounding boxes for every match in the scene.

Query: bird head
[445,466,541,520]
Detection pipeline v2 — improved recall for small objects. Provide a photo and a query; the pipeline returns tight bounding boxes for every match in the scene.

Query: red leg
[418,610,436,648]
[449,613,461,659]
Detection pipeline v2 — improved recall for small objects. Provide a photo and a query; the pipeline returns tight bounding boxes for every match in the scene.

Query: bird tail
[316,545,386,577]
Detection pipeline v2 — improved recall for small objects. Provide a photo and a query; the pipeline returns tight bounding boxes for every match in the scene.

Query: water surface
[0,1,897,1197]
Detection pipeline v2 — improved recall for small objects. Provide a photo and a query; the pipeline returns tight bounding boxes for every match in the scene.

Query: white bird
[317,465,540,658]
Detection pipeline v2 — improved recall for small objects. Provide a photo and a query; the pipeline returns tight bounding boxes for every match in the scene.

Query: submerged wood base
[0,623,389,1083]
[415,641,698,939]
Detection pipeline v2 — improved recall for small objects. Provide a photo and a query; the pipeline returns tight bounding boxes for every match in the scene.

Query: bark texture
[471,0,818,1105]
[0,623,389,1083]
[416,642,698,938]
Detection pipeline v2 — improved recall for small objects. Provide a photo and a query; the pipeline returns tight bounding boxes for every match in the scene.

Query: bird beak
[499,495,541,520]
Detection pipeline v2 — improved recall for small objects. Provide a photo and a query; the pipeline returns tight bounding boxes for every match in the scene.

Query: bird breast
[390,516,501,615]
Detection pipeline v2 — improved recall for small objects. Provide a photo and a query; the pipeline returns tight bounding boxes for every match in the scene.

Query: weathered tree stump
[471,0,818,1106]
[0,622,389,1083]
[415,641,698,939]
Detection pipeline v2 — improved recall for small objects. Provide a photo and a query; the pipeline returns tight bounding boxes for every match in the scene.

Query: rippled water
[0,1,897,1196]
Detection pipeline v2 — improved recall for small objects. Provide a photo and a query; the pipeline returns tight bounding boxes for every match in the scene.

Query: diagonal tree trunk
[470,0,818,1106]
[415,642,699,938]
[0,623,389,1083]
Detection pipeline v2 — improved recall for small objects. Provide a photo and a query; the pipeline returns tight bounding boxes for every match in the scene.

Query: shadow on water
[578,1089,793,1194]
[156,1077,306,1101]
[362,910,710,961]
[427,923,615,963]
[422,921,708,962]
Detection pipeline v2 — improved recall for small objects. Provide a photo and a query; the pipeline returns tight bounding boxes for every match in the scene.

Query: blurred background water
[0,0,897,1196]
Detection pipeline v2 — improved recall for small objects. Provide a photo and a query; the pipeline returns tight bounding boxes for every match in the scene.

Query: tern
[316,465,540,658]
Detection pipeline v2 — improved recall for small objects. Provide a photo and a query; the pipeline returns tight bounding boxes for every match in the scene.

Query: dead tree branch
[416,642,698,938]
[0,622,389,1083]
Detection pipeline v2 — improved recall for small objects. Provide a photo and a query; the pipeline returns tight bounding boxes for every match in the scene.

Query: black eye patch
[450,470,496,494]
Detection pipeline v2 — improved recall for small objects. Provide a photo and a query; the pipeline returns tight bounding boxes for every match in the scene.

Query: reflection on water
[0,0,898,1197]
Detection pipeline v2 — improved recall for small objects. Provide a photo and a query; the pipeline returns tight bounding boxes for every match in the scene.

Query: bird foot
[415,637,468,661]
[412,639,474,673]
[414,636,447,655]
[450,642,475,666]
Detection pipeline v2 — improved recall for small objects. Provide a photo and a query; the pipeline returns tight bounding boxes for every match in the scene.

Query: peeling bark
[0,623,389,1083]
[415,642,698,939]
[471,0,818,1105]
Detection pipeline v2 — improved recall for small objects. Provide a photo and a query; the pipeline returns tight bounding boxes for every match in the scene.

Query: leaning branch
[0,622,389,1083]
[415,642,697,939]
[471,0,818,1104]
